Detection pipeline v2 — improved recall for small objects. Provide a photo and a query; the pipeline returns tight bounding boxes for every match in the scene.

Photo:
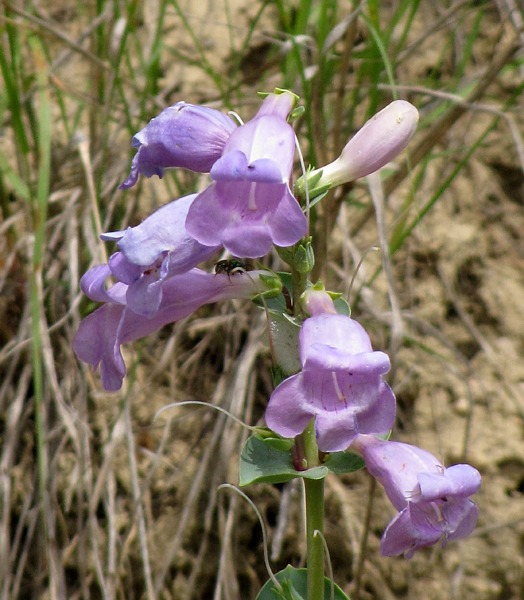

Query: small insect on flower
[214,259,254,278]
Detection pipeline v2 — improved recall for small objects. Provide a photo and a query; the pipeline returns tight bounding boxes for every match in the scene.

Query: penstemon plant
[74,89,481,599]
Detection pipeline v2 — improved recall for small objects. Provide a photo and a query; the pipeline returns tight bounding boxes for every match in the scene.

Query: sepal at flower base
[293,169,330,204]
[255,272,283,299]
[276,238,314,274]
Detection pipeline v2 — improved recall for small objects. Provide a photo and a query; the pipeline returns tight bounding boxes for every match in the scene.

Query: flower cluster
[121,91,307,257]
[266,290,481,556]
[75,91,419,391]
[74,89,480,561]
[75,90,306,389]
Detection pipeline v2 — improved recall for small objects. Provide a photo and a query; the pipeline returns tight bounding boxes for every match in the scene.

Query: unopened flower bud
[302,288,337,316]
[296,100,418,199]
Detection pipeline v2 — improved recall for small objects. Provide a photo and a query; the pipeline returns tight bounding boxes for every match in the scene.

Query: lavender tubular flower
[185,91,308,258]
[265,313,396,452]
[101,194,220,315]
[352,434,481,558]
[73,268,273,391]
[120,102,237,189]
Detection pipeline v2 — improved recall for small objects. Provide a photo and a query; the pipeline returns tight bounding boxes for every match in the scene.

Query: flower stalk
[302,421,325,600]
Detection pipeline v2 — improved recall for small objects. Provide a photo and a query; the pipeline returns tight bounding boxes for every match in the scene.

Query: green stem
[291,265,308,315]
[303,422,325,600]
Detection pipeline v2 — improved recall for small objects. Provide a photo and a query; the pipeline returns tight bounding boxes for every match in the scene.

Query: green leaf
[333,296,351,317]
[256,565,350,600]
[252,428,295,452]
[267,310,302,376]
[324,451,364,474]
[239,435,328,486]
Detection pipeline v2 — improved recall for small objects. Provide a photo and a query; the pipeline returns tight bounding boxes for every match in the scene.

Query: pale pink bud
[302,288,337,316]
[316,100,419,187]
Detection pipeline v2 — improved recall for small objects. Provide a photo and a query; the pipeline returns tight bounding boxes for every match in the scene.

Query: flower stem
[303,421,324,600]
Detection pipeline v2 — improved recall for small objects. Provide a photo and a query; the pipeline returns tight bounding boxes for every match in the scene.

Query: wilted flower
[295,100,419,199]
[185,91,308,258]
[120,102,237,189]
[265,311,396,452]
[99,194,220,316]
[73,267,275,391]
[352,434,481,558]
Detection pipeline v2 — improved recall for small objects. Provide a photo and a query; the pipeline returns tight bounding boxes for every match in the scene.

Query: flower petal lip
[417,464,481,501]
[217,110,296,182]
[299,314,391,375]
[380,504,435,558]
[211,152,285,183]
[80,264,127,304]
[185,180,307,258]
[310,374,396,452]
[266,186,308,247]
[380,498,479,558]
[264,373,314,439]
[108,252,142,285]
[266,371,396,453]
[95,194,221,317]
[356,382,397,437]
[314,410,359,453]
[119,102,237,189]
[72,303,126,392]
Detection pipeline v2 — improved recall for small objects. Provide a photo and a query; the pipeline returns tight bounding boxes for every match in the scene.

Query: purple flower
[185,92,308,258]
[352,434,481,558]
[265,313,396,452]
[100,194,220,316]
[73,267,274,391]
[120,102,237,189]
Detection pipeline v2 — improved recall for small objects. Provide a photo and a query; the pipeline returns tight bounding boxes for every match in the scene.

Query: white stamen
[248,183,257,211]
[331,372,346,403]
